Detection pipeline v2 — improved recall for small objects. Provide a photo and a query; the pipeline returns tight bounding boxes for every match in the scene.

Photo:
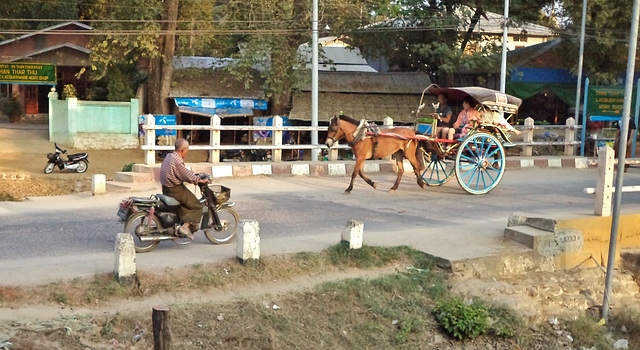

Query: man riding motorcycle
[159,138,209,237]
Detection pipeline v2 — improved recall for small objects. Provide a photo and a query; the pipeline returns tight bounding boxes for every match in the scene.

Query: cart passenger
[452,97,480,139]
[433,93,454,139]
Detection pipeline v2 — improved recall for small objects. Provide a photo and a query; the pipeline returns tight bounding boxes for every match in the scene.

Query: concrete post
[114,233,137,284]
[129,99,139,135]
[341,220,364,249]
[564,117,576,156]
[523,117,534,157]
[145,114,156,165]
[595,145,615,216]
[272,116,283,162]
[68,97,78,136]
[383,117,393,160]
[92,174,106,195]
[209,114,221,163]
[237,220,260,264]
[48,88,58,141]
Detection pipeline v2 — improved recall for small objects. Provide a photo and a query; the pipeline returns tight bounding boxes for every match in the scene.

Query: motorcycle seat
[68,153,88,160]
[156,194,181,207]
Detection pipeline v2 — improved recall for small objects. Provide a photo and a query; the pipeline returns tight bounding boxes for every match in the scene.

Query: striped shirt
[159,152,199,187]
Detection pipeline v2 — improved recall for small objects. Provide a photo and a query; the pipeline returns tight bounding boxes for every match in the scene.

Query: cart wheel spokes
[420,150,455,186]
[455,133,505,195]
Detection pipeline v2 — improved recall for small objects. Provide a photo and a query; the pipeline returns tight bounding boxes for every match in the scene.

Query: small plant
[434,298,489,340]
[489,305,524,339]
[62,84,77,99]
[122,163,134,172]
[0,97,22,123]
[0,192,19,201]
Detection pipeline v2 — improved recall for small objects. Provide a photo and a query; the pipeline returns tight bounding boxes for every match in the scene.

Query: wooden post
[564,117,576,156]
[152,306,172,350]
[523,117,534,157]
[209,114,221,163]
[272,116,283,162]
[145,114,156,165]
[382,117,393,160]
[595,145,615,216]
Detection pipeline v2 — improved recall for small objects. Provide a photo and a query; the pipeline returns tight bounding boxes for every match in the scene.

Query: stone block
[380,162,396,173]
[341,220,364,249]
[548,158,562,168]
[237,220,260,263]
[507,213,527,227]
[520,159,534,167]
[328,163,346,175]
[114,233,137,284]
[252,164,272,175]
[561,158,574,168]
[291,163,310,175]
[271,163,292,175]
[311,164,327,176]
[233,164,252,177]
[364,162,381,172]
[575,157,588,169]
[506,159,520,168]
[525,216,557,232]
[212,165,233,178]
[534,159,548,168]
[92,174,106,195]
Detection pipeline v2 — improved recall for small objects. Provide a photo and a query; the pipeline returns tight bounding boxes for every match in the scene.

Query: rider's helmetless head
[175,138,190,158]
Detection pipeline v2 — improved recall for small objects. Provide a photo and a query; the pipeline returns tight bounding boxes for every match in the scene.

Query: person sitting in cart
[451,97,480,139]
[433,93,454,139]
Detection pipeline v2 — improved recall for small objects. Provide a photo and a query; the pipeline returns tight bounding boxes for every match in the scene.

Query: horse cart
[324,86,521,195]
[415,86,522,194]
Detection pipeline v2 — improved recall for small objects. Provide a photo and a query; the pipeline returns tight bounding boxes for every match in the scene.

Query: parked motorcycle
[117,174,238,253]
[44,143,89,174]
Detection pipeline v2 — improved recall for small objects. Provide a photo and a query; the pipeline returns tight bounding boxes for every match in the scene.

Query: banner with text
[0,62,57,84]
[587,85,637,117]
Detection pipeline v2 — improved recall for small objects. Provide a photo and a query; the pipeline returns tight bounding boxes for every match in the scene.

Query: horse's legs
[358,169,376,189]
[407,142,426,188]
[345,157,365,194]
[390,151,404,191]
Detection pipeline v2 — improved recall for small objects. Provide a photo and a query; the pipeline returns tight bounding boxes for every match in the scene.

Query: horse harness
[348,119,381,159]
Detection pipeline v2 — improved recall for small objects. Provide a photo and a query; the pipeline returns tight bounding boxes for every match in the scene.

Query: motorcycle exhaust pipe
[139,235,174,241]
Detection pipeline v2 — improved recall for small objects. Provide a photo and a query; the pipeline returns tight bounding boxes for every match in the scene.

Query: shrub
[434,298,489,340]
[62,84,77,99]
[0,97,23,123]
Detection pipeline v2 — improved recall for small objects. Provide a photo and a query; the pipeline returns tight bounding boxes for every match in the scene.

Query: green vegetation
[0,97,23,123]
[434,298,489,340]
[0,192,19,201]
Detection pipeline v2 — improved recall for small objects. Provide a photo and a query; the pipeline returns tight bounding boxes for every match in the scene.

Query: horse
[325,115,426,194]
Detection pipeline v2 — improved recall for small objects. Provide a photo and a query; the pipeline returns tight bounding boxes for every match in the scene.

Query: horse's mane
[337,115,359,125]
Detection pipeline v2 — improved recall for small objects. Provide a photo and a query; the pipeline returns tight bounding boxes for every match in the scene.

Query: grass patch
[0,192,18,201]
[566,315,613,349]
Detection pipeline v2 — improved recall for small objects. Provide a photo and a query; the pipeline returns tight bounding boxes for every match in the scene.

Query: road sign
[587,86,637,117]
[0,62,57,84]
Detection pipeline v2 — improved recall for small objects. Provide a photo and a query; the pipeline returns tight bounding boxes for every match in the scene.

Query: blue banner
[174,98,267,110]
[154,115,177,136]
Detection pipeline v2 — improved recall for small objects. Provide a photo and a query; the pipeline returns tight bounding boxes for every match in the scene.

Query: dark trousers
[162,184,203,226]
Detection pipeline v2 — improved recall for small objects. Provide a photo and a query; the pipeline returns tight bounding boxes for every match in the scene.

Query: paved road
[1,167,639,285]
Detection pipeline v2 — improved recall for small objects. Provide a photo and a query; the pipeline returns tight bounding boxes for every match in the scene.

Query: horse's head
[325,115,343,147]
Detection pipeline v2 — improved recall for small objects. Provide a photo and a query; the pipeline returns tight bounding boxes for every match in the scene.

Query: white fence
[142,115,583,165]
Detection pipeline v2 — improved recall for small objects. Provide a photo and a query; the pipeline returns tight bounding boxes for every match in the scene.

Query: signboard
[587,86,637,117]
[154,115,177,136]
[174,98,268,110]
[0,62,57,84]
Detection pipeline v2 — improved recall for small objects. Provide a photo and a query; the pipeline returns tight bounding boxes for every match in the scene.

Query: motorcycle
[117,174,239,253]
[44,143,89,174]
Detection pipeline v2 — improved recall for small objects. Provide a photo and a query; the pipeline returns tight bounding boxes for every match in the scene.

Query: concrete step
[504,225,554,250]
[438,242,555,278]
[132,164,156,173]
[106,180,158,193]
[508,213,557,232]
[114,171,154,183]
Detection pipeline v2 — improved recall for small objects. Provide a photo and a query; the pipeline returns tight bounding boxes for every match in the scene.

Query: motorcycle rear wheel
[76,160,88,173]
[124,212,161,253]
[44,163,55,174]
[204,207,239,244]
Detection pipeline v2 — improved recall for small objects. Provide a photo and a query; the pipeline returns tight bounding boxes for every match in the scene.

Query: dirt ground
[1,118,640,349]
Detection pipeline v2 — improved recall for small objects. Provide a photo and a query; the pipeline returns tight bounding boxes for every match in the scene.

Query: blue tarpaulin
[174,98,268,117]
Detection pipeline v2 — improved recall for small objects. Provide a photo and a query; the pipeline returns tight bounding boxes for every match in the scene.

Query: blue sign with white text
[154,115,177,136]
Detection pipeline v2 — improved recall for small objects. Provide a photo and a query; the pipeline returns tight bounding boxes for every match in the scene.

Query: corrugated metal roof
[298,38,377,72]
[289,92,436,123]
[298,71,432,94]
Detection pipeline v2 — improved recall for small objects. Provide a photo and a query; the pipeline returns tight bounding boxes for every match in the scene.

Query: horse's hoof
[388,189,396,193]
[372,182,377,189]
[344,190,351,195]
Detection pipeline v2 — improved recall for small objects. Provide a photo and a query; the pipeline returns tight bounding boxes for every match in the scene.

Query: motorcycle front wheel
[204,207,239,244]
[124,212,161,253]
[76,160,88,173]
[44,163,55,174]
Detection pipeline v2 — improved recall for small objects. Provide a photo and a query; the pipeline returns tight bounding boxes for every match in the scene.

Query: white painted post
[209,114,221,163]
[92,174,106,195]
[272,116,283,162]
[114,233,137,284]
[144,114,156,165]
[565,117,576,156]
[383,117,394,160]
[341,220,364,249]
[595,145,615,216]
[523,117,534,157]
[237,220,260,263]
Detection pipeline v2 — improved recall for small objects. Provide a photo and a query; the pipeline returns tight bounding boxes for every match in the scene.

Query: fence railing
[141,115,583,165]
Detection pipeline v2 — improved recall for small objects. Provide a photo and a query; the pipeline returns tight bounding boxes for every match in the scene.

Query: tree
[560,0,635,85]
[0,0,79,41]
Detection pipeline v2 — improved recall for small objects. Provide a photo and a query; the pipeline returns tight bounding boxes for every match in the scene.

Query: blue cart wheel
[455,133,505,195]
[420,150,455,186]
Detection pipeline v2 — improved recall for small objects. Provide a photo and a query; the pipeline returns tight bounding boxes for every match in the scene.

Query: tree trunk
[460,1,486,53]
[148,0,179,115]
